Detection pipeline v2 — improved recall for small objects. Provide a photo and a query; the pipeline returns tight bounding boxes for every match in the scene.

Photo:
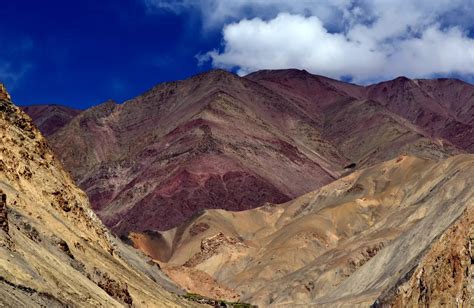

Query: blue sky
[1,0,217,108]
[2,0,474,109]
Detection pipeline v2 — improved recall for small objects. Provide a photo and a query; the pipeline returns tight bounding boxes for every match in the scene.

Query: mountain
[366,77,474,152]
[10,69,474,306]
[248,70,474,153]
[33,70,464,236]
[46,70,349,234]
[21,104,81,136]
[0,86,194,306]
[136,154,473,306]
[245,69,365,115]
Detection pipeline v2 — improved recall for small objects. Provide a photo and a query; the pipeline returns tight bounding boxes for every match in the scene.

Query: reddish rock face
[43,69,469,235]
[366,77,474,152]
[109,170,289,233]
[248,70,474,153]
[246,69,365,117]
[22,104,81,136]
[49,70,346,235]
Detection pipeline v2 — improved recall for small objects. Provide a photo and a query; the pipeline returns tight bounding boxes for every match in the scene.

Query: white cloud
[147,0,474,82]
[0,62,32,90]
[0,37,34,89]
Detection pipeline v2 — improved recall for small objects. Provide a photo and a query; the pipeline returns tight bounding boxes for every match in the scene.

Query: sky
[2,0,474,109]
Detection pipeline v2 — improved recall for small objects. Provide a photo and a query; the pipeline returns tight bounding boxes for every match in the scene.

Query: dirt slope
[139,154,473,306]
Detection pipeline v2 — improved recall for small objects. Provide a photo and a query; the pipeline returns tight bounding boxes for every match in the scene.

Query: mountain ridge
[21,104,81,136]
[6,68,474,306]
[23,69,468,235]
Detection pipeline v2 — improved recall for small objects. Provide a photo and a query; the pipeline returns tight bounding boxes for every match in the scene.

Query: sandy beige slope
[0,88,194,306]
[135,154,474,306]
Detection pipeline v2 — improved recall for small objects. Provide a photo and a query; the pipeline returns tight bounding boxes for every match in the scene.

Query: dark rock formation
[89,267,133,306]
[0,190,8,234]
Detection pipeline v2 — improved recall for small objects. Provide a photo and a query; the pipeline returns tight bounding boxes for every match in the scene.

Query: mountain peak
[190,69,239,83]
[246,68,315,80]
[394,76,411,82]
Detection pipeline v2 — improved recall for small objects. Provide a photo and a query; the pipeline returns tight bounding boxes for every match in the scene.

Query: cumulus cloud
[147,0,474,82]
[207,14,474,82]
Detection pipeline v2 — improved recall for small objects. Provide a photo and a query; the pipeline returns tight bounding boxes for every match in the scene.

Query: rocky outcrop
[0,83,11,102]
[88,268,133,306]
[184,232,248,268]
[374,206,473,307]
